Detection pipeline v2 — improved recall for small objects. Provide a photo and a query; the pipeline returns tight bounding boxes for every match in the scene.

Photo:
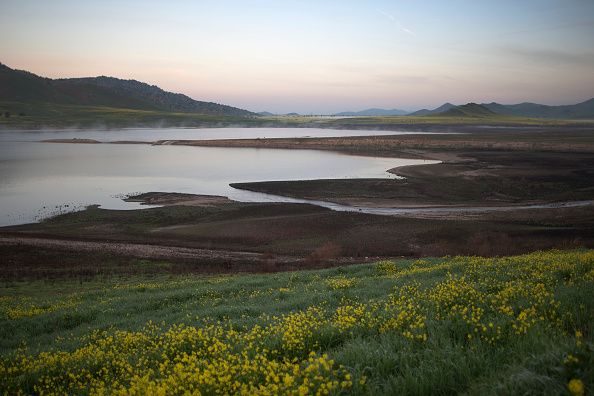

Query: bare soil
[10,127,594,278]
[231,151,594,207]
[124,192,234,207]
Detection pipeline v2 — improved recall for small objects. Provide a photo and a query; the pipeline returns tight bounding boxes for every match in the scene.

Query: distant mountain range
[408,99,594,119]
[333,108,409,116]
[0,63,254,117]
[407,103,456,116]
[3,63,592,120]
[325,99,594,119]
[482,100,594,119]
[434,103,497,118]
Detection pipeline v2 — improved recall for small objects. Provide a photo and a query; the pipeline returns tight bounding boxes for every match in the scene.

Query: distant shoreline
[3,114,594,132]
[6,127,594,264]
[39,129,594,213]
[40,125,594,156]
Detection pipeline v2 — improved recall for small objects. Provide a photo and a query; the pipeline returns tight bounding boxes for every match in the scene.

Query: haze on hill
[3,62,594,123]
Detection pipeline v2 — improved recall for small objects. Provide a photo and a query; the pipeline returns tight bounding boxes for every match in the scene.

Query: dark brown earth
[231,151,594,207]
[2,196,594,280]
[42,138,101,144]
[124,192,233,206]
[153,127,594,155]
[6,128,594,279]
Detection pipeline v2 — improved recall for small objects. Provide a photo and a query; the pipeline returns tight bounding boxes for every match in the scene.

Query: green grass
[1,249,593,394]
[2,100,591,130]
[323,114,582,126]
[0,101,267,129]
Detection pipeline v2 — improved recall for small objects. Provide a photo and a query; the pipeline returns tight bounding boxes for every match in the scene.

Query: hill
[407,102,455,116]
[334,108,408,116]
[483,98,594,119]
[434,103,498,118]
[406,99,594,119]
[0,63,254,117]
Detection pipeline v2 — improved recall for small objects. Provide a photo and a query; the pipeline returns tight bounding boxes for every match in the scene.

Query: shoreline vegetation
[2,102,594,131]
[4,116,593,131]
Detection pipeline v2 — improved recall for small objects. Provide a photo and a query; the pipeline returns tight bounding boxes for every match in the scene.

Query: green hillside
[406,99,594,119]
[0,101,266,129]
[484,99,594,119]
[0,63,254,117]
[0,249,592,394]
[407,102,456,116]
[433,103,498,118]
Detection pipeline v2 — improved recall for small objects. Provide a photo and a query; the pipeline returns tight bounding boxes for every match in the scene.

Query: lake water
[0,128,437,226]
[5,127,449,142]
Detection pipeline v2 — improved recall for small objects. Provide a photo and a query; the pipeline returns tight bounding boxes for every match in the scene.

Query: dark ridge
[434,103,497,118]
[0,62,254,117]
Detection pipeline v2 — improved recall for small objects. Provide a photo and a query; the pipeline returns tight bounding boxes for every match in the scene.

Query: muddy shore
[2,191,594,278]
[231,151,594,208]
[8,128,593,275]
[149,128,594,155]
[123,192,234,207]
[40,128,594,210]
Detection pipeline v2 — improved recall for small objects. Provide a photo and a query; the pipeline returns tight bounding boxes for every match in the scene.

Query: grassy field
[0,102,271,129]
[322,114,585,127]
[0,249,592,395]
[2,100,593,130]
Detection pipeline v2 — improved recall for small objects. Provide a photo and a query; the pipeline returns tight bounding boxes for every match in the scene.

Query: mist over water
[0,128,436,226]
[3,127,449,142]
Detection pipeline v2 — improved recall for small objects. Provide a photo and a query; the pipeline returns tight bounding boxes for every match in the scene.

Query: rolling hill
[433,103,497,118]
[407,103,456,116]
[0,63,254,117]
[482,99,594,119]
[407,99,594,119]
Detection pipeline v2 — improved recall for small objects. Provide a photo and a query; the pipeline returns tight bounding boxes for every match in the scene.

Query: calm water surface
[0,128,437,226]
[3,127,450,142]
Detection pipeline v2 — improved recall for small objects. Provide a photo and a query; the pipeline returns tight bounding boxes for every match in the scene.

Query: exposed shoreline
[4,194,594,266]
[40,130,594,211]
[7,126,594,263]
[118,191,594,218]
[123,192,234,207]
[41,126,594,155]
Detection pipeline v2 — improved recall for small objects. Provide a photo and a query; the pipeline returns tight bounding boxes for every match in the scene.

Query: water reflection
[0,127,453,143]
[0,137,435,226]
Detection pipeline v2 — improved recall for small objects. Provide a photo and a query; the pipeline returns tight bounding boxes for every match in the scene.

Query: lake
[5,127,449,142]
[0,128,436,226]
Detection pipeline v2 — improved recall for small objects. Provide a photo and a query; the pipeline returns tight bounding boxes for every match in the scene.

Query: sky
[1,0,593,114]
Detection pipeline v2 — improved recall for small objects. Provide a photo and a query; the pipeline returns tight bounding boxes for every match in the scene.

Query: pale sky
[1,0,593,113]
